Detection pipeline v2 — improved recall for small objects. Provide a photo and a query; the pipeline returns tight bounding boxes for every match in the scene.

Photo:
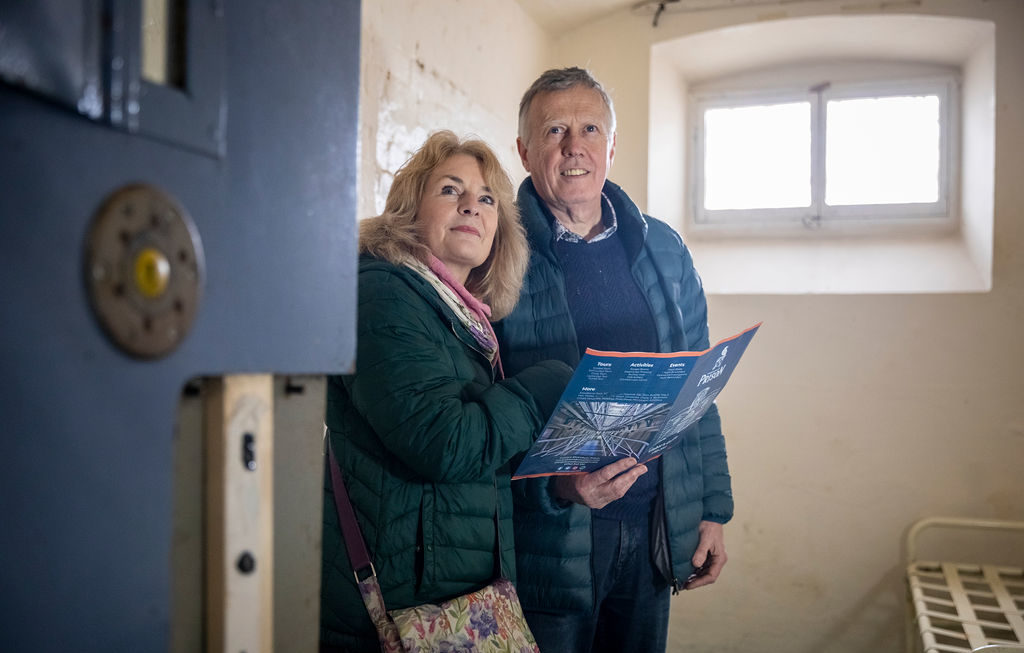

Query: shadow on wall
[803,565,904,653]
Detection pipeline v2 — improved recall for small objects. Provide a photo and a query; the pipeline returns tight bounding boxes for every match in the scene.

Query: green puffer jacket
[494,178,734,613]
[320,257,572,650]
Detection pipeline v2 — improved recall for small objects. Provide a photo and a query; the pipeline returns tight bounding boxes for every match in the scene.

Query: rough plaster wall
[551,1,1024,652]
[357,0,551,221]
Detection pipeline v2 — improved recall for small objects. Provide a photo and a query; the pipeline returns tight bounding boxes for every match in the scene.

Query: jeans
[525,516,671,653]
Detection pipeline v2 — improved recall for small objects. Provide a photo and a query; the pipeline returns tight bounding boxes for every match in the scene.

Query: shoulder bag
[326,437,540,653]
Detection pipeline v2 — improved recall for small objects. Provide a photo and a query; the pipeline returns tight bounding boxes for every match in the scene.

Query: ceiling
[515,0,634,33]
[516,0,798,33]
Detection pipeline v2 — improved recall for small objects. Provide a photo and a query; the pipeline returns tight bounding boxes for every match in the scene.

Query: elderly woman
[319,131,572,652]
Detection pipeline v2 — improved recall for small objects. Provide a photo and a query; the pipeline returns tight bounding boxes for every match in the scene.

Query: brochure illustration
[512,323,761,479]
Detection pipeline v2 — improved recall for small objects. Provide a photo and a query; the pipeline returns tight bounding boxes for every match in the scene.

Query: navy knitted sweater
[554,232,660,522]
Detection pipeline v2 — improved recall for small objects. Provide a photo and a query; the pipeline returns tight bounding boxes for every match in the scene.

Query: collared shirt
[551,192,618,244]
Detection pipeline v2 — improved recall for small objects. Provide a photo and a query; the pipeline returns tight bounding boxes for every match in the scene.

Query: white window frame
[689,74,960,234]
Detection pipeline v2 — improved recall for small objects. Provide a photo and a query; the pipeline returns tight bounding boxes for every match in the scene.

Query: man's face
[517,86,616,219]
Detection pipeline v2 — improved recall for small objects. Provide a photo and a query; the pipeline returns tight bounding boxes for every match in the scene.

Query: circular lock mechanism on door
[85,184,205,358]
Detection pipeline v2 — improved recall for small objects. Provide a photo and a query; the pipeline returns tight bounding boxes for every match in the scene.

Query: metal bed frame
[904,517,1024,653]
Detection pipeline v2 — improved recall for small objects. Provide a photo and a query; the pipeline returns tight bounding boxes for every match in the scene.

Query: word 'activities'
[513,323,761,479]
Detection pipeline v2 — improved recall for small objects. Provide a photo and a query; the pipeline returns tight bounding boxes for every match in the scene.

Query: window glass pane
[826,95,940,205]
[142,0,186,88]
[704,102,811,210]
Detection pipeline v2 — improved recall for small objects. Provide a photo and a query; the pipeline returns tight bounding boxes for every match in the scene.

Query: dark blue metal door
[0,2,360,650]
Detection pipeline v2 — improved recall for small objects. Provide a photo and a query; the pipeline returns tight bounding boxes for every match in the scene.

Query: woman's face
[416,153,499,284]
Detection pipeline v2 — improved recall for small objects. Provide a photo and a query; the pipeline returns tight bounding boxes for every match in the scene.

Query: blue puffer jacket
[494,178,734,613]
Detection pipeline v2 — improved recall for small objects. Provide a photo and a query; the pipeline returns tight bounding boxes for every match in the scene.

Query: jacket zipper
[630,237,683,593]
[447,320,497,383]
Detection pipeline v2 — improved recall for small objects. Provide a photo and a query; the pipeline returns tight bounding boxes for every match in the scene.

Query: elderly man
[495,67,734,653]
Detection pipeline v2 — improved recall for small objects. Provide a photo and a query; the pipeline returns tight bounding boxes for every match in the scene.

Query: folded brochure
[512,323,761,479]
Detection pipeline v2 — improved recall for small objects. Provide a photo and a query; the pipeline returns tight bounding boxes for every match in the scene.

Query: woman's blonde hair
[359,130,528,319]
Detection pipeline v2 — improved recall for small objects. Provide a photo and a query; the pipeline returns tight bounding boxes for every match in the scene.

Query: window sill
[690,233,991,295]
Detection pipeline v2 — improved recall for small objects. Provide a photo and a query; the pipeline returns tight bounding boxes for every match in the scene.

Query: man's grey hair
[517,67,617,141]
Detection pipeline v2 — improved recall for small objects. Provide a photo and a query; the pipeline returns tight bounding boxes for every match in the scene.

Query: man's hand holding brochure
[513,323,762,479]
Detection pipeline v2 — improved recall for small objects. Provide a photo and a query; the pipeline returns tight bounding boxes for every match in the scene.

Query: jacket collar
[359,255,496,370]
[517,177,649,263]
[359,255,460,327]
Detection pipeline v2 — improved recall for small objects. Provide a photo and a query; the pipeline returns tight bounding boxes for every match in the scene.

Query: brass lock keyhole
[85,184,204,358]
